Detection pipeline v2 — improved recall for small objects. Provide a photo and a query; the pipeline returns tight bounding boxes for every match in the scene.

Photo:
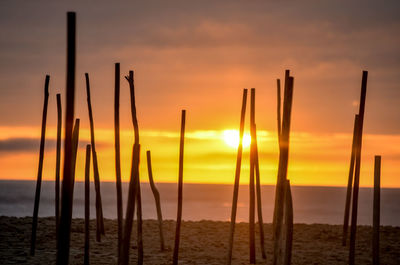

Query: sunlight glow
[222,129,251,148]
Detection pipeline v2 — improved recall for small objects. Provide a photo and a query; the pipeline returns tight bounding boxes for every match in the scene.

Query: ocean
[0,180,399,226]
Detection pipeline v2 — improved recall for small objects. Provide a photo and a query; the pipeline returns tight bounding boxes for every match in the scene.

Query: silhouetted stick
[137,173,143,265]
[71,119,80,190]
[254,124,266,259]
[85,72,105,240]
[120,70,141,265]
[342,114,359,246]
[114,62,123,255]
[283,180,293,265]
[146,150,165,251]
[227,89,248,265]
[84,145,91,265]
[273,70,290,238]
[249,88,256,264]
[349,71,368,265]
[120,144,140,265]
[373,155,381,265]
[173,110,186,265]
[55,93,62,239]
[57,12,76,265]
[277,79,282,145]
[273,74,294,265]
[30,74,50,256]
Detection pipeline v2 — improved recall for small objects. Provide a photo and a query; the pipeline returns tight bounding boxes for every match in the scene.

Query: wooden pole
[277,79,282,145]
[373,155,381,265]
[249,88,256,264]
[137,173,144,265]
[85,72,105,241]
[120,70,141,265]
[342,114,359,246]
[30,74,50,256]
[283,180,293,265]
[173,110,186,265]
[114,62,123,255]
[71,119,80,190]
[226,89,248,265]
[349,71,368,265]
[146,150,165,251]
[273,70,290,237]
[84,145,91,265]
[273,74,294,265]
[55,93,62,239]
[254,124,266,259]
[57,12,76,265]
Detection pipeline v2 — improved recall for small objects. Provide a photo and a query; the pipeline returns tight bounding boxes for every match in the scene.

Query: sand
[0,216,399,264]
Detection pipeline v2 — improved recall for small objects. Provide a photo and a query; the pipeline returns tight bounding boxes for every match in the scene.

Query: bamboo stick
[173,110,186,265]
[349,71,368,265]
[146,150,165,251]
[249,88,256,264]
[254,124,266,259]
[84,145,91,265]
[342,114,359,246]
[114,62,123,255]
[226,89,248,265]
[373,155,381,265]
[273,74,294,265]
[55,93,62,239]
[57,12,76,265]
[283,180,293,265]
[85,72,105,241]
[30,74,50,256]
[273,70,290,237]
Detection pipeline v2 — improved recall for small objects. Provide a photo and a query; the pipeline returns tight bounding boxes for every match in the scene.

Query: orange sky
[0,1,399,187]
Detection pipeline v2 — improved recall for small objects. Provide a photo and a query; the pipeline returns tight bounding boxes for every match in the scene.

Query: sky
[0,1,399,187]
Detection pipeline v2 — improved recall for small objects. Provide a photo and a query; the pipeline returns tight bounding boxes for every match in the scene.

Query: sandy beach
[0,216,399,264]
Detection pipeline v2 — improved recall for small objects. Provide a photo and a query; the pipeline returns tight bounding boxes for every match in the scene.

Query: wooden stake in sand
[84,144,91,265]
[277,79,282,144]
[30,74,50,256]
[137,171,144,265]
[227,89,248,265]
[57,12,76,265]
[249,88,256,264]
[55,93,62,238]
[85,72,105,241]
[253,124,266,259]
[283,180,293,265]
[342,114,359,246]
[273,74,294,265]
[114,62,123,255]
[173,110,186,265]
[146,150,166,251]
[349,71,368,265]
[373,155,381,265]
[120,70,142,265]
[71,119,80,190]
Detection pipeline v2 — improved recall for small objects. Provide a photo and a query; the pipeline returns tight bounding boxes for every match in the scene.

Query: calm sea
[0,180,399,226]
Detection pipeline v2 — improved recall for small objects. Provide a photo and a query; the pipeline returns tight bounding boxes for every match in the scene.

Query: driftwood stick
[30,74,50,256]
[71,119,80,190]
[373,155,381,265]
[226,89,248,265]
[55,93,62,239]
[85,72,105,240]
[273,74,294,265]
[349,71,368,265]
[277,79,282,145]
[57,12,76,265]
[254,124,266,259]
[342,114,359,246]
[249,88,256,264]
[84,145,91,265]
[114,62,123,255]
[173,110,186,265]
[283,180,293,265]
[146,150,165,251]
[137,173,144,265]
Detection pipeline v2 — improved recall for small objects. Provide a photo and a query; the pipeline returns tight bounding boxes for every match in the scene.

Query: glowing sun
[222,130,251,148]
